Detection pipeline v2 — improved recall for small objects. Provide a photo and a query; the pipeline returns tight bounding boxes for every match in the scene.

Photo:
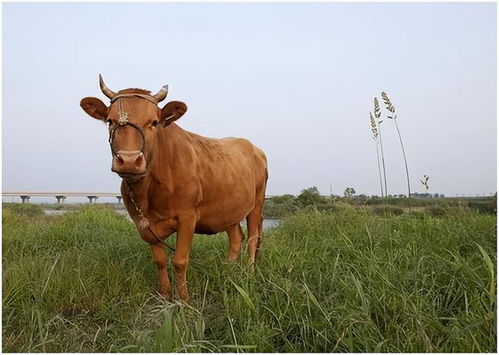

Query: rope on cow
[124,180,176,252]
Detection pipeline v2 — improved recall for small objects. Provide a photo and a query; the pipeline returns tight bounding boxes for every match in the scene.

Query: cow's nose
[112,150,146,174]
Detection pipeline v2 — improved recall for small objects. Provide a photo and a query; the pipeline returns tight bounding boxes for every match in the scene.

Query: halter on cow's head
[80,75,187,181]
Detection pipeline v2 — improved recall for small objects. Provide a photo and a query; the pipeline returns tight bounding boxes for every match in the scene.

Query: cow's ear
[80,97,109,121]
[160,101,188,126]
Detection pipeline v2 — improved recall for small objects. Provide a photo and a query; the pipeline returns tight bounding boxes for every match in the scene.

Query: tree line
[264,186,495,218]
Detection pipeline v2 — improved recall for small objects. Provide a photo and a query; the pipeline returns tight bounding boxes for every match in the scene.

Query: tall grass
[373,97,388,197]
[2,205,496,352]
[370,112,384,197]
[381,91,412,210]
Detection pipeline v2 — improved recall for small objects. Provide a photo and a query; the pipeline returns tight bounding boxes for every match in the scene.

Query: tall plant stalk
[374,98,388,197]
[375,142,384,197]
[370,112,384,197]
[382,91,411,210]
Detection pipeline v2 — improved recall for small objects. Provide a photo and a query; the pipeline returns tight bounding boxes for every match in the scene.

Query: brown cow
[80,75,268,301]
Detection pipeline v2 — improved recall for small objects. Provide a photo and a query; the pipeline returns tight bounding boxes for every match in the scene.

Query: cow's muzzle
[109,119,147,179]
[111,150,147,177]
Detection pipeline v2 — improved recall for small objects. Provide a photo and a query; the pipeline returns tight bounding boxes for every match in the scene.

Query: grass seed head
[373,97,382,120]
[381,91,396,114]
[420,174,430,191]
[370,112,378,139]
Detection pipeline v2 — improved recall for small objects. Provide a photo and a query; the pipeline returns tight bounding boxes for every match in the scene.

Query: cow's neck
[152,123,195,180]
[123,124,191,212]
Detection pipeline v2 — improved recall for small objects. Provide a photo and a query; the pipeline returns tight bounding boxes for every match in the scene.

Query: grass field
[2,204,496,352]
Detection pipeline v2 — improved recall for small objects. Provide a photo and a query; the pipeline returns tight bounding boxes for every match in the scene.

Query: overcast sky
[2,2,497,200]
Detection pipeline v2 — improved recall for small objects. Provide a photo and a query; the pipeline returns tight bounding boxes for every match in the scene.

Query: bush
[424,206,447,217]
[264,203,296,218]
[370,205,404,216]
[297,204,320,215]
[3,203,44,217]
[467,201,496,214]
[330,201,354,212]
[297,186,327,207]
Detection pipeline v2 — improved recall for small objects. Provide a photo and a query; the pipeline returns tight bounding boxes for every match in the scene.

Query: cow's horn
[99,74,116,100]
[152,84,169,103]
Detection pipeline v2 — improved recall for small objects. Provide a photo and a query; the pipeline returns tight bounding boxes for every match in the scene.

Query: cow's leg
[226,223,244,262]
[173,214,196,302]
[247,182,266,266]
[246,204,264,266]
[150,243,172,299]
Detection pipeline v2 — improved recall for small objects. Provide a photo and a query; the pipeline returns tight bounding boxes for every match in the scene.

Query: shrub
[370,205,404,216]
[330,201,354,212]
[3,203,44,217]
[297,204,320,215]
[297,186,326,207]
[424,206,447,217]
[467,201,496,214]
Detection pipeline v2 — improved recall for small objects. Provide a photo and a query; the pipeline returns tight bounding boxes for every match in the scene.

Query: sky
[2,2,497,200]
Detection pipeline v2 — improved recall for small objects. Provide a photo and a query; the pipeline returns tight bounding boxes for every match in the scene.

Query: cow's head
[80,75,187,181]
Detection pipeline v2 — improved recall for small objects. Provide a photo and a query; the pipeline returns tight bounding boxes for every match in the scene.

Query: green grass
[2,202,125,212]
[2,205,496,352]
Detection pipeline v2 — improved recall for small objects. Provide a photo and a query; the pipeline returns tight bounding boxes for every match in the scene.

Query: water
[259,218,282,230]
[43,209,281,230]
[43,209,66,216]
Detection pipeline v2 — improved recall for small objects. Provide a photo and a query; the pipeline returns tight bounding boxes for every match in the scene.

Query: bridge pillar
[116,196,123,203]
[87,196,98,204]
[55,195,66,204]
[20,195,31,203]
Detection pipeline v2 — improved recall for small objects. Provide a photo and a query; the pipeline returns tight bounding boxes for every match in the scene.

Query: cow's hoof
[156,289,172,300]
[177,291,190,303]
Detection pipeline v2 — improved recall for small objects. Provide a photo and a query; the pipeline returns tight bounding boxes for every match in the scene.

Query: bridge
[3,191,275,204]
[2,192,123,204]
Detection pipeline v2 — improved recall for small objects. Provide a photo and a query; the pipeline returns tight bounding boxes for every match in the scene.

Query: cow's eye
[152,120,159,127]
